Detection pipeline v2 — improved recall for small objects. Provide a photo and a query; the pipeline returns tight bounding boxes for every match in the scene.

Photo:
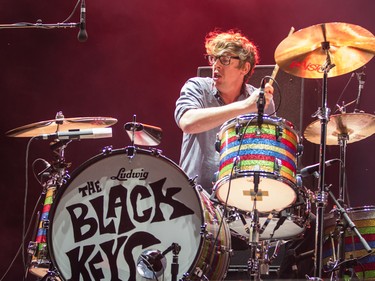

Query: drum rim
[47,147,206,280]
[212,172,298,213]
[218,114,300,140]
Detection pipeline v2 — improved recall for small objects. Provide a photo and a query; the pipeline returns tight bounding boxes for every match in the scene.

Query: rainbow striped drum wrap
[214,115,301,213]
[323,206,375,280]
[29,186,57,278]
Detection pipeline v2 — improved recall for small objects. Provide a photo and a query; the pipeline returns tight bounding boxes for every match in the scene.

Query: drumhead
[48,148,204,280]
[218,114,300,142]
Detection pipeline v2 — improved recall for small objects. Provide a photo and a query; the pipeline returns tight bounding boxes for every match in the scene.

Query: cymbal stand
[336,133,349,279]
[312,23,335,279]
[27,139,70,279]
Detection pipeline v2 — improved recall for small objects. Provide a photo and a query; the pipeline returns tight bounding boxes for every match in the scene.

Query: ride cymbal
[6,116,118,137]
[275,22,375,78]
[304,113,375,145]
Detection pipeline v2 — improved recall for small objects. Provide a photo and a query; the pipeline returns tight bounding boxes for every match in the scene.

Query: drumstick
[268,26,295,86]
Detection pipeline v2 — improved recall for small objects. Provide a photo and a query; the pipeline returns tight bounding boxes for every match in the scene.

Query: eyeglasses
[206,54,240,66]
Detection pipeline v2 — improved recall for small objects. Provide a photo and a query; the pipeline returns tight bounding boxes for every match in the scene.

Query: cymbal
[275,22,375,78]
[6,117,118,137]
[124,122,162,146]
[304,113,375,145]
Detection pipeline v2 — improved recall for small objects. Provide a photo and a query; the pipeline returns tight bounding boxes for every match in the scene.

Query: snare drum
[323,206,375,280]
[214,114,301,213]
[48,147,231,280]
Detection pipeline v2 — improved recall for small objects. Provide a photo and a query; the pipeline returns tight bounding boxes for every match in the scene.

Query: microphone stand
[170,243,181,281]
[0,21,79,30]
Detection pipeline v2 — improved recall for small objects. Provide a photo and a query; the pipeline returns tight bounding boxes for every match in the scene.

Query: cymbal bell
[304,113,375,145]
[275,22,375,78]
[6,116,118,138]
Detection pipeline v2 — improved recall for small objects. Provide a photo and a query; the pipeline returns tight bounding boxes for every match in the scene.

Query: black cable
[333,72,356,114]
[22,136,36,278]
[0,192,43,281]
[262,75,282,116]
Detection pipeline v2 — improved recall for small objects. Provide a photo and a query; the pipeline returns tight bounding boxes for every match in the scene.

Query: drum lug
[215,135,221,152]
[27,241,37,256]
[274,158,282,175]
[102,145,113,155]
[297,142,304,156]
[125,146,136,159]
[200,223,210,237]
[42,219,50,229]
[275,125,283,141]
[149,147,163,157]
[235,119,243,141]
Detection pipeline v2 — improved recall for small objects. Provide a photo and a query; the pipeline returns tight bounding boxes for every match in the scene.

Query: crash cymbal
[275,22,375,78]
[124,122,162,146]
[304,113,375,145]
[6,116,118,137]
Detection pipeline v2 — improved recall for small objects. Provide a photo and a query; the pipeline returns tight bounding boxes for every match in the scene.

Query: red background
[1,0,374,279]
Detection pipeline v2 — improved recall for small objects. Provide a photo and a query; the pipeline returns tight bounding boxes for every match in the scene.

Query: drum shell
[323,206,375,280]
[48,147,231,280]
[214,114,301,213]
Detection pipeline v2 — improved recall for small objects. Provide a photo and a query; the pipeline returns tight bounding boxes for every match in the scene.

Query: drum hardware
[136,249,167,279]
[323,187,372,279]
[274,158,282,175]
[102,145,113,155]
[5,112,118,280]
[137,243,182,281]
[304,112,375,279]
[354,66,366,113]
[27,139,72,280]
[124,114,163,147]
[275,22,375,279]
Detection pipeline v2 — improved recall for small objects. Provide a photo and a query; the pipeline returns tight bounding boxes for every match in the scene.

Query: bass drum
[48,147,231,281]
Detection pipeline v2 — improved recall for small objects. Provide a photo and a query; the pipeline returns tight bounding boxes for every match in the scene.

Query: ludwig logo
[111,168,149,181]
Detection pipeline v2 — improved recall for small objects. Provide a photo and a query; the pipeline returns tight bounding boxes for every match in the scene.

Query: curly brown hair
[205,29,260,83]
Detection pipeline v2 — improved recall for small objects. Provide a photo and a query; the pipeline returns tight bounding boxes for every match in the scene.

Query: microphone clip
[257,79,266,130]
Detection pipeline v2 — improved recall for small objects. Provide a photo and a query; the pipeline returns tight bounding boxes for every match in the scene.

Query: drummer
[174,29,275,193]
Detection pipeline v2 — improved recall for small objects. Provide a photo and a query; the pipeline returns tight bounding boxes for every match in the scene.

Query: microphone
[36,127,112,140]
[77,0,88,42]
[137,249,167,279]
[354,67,366,112]
[300,158,340,178]
[257,78,266,128]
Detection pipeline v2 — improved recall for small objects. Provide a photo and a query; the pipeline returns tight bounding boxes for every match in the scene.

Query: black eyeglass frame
[205,54,241,66]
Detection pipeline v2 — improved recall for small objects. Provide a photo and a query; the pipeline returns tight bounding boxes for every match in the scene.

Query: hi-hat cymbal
[6,116,118,137]
[124,122,162,146]
[304,113,375,145]
[275,22,375,78]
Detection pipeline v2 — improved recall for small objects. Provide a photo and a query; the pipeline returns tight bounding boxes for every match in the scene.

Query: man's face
[211,54,249,92]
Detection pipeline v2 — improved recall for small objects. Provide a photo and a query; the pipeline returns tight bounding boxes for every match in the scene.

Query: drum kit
[4,22,375,280]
